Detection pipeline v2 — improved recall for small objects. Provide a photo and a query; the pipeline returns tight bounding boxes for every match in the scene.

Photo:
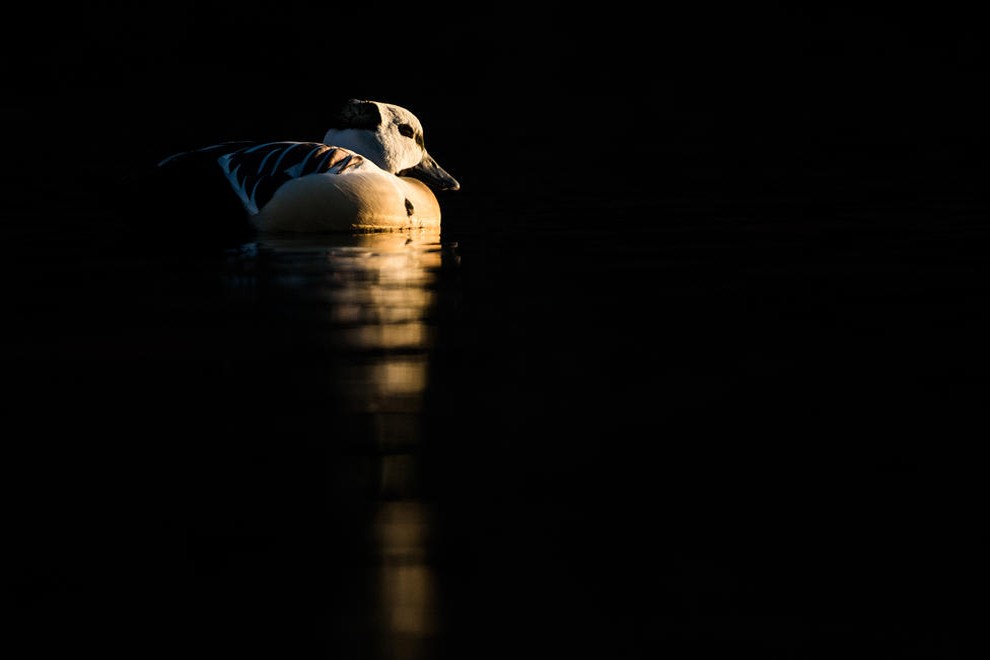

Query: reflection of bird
[152,99,460,233]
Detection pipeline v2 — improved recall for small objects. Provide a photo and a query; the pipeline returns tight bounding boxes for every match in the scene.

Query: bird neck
[322,128,392,172]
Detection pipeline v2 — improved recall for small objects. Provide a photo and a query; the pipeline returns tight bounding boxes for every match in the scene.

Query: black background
[6,7,990,216]
[4,5,987,659]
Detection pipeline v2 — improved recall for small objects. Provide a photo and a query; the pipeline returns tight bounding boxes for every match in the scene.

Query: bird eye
[397,123,415,138]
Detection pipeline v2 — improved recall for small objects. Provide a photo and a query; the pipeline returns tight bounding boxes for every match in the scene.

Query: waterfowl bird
[153,99,460,234]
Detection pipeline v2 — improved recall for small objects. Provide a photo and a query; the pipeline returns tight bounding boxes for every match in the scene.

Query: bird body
[253,159,441,232]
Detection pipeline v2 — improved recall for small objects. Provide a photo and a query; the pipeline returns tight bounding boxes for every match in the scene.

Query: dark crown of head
[328,99,382,130]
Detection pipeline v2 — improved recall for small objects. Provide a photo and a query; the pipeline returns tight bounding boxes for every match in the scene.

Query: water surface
[3,171,985,659]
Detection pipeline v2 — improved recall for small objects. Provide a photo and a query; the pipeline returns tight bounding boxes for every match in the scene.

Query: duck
[153,99,460,233]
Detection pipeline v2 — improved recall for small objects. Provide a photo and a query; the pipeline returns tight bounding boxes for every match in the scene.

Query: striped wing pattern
[216,142,365,214]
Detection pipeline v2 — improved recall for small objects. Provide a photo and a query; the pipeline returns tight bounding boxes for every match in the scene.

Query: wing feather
[214,142,365,214]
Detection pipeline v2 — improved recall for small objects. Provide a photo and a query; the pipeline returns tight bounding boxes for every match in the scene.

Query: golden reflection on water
[377,501,435,636]
[253,228,443,660]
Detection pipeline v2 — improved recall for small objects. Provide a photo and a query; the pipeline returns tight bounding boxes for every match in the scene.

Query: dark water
[4,152,986,659]
[4,42,989,652]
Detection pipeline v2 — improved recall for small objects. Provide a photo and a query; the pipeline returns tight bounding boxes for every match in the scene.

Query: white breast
[253,169,441,233]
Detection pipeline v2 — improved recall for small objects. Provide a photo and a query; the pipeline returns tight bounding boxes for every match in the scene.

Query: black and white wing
[216,142,366,214]
[156,140,366,216]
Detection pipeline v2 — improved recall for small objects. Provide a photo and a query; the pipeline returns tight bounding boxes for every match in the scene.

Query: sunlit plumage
[156,99,459,233]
